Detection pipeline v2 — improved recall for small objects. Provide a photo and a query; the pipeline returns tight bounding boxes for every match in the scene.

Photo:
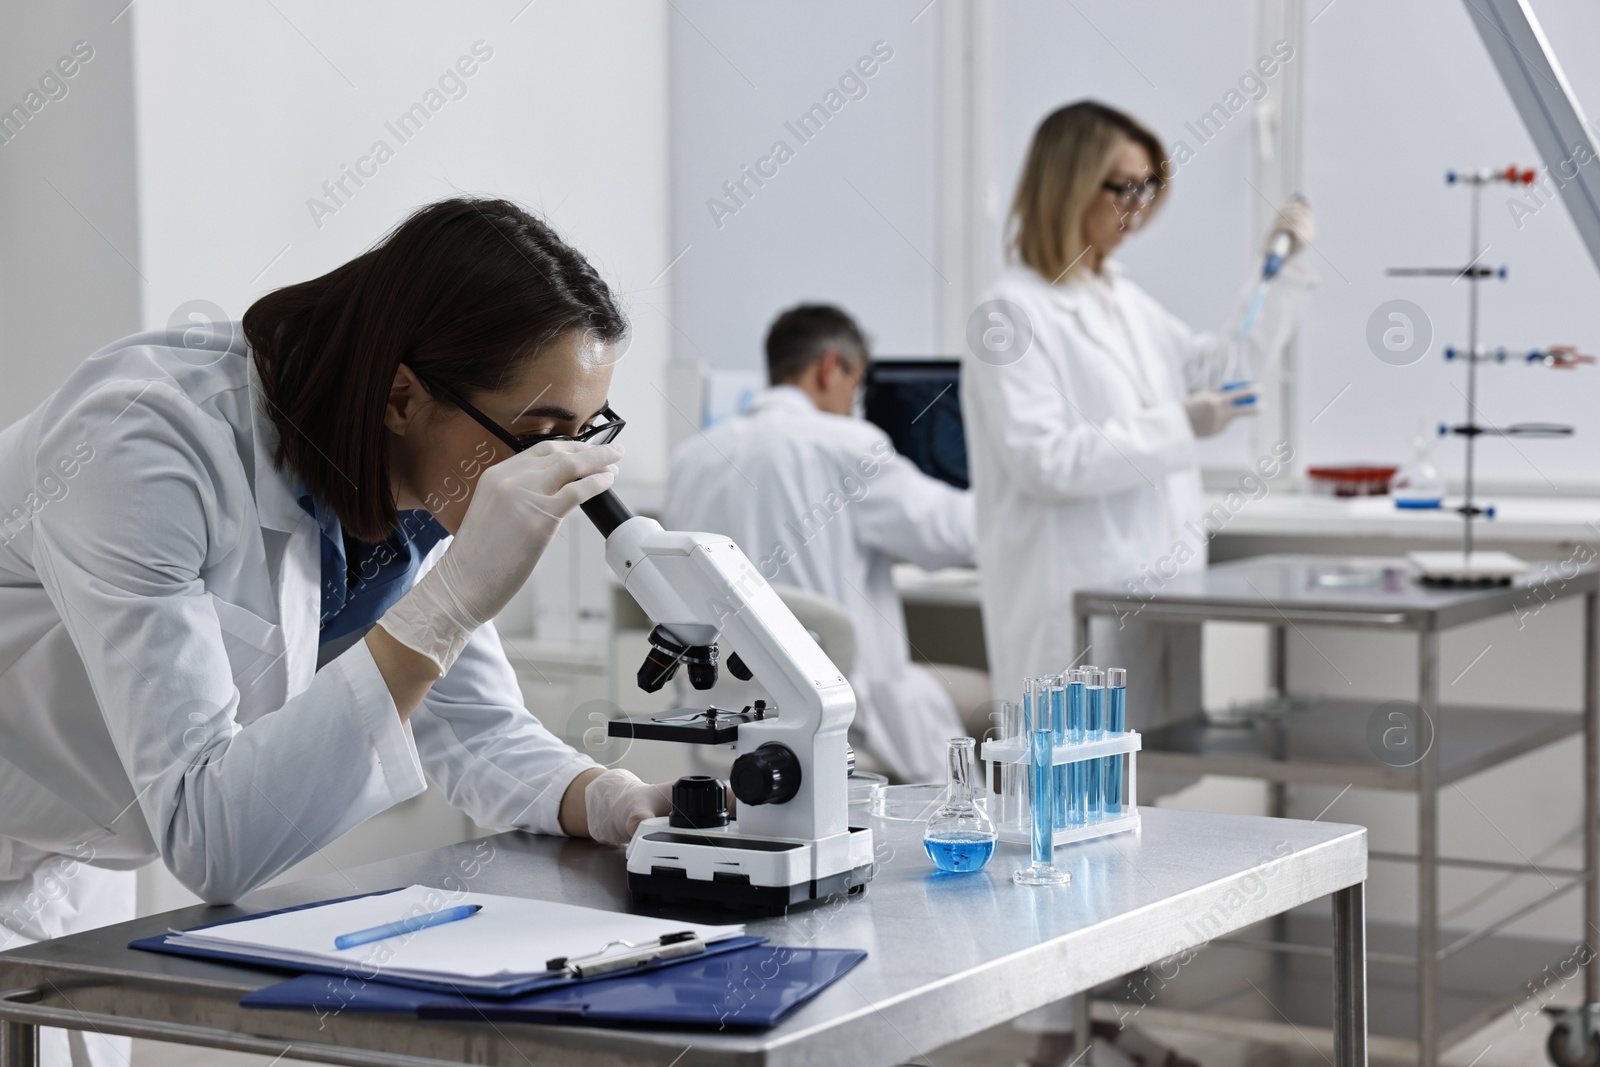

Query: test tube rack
[980,731,1142,847]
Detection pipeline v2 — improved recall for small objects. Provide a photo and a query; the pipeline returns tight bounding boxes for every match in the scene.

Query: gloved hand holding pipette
[1240,195,1315,340]
[1270,195,1316,259]
[1219,195,1317,391]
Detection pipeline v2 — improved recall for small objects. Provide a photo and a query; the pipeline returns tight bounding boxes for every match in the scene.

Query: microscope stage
[607,706,769,746]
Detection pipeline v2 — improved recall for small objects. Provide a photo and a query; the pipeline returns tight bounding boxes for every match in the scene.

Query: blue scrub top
[295,485,448,645]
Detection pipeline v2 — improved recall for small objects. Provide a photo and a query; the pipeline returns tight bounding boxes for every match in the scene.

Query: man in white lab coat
[664,305,981,783]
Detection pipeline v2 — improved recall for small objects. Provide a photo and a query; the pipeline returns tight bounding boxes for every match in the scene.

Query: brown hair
[244,197,626,541]
[1007,100,1169,284]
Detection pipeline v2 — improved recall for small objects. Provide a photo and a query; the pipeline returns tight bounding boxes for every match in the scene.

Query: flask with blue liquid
[923,737,998,873]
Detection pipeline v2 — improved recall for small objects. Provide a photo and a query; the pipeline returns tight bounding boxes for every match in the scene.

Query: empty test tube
[1104,668,1126,816]
[1085,668,1105,822]
[997,701,1026,829]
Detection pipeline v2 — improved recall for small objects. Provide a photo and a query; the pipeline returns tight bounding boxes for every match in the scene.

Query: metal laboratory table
[1075,553,1599,1067]
[0,808,1367,1067]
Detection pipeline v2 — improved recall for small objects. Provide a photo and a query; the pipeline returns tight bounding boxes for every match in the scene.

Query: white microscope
[583,491,876,914]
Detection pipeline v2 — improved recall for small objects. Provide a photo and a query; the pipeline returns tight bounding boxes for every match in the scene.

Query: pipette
[1234,231,1292,349]
[1227,196,1307,387]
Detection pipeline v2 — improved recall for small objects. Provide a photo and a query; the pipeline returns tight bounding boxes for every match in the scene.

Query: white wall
[130,0,673,490]
[0,1,141,429]
[670,0,939,375]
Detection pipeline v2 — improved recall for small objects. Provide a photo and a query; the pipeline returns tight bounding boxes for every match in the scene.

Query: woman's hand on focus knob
[585,768,672,846]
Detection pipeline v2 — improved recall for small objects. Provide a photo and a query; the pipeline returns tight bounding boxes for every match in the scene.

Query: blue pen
[334,904,482,950]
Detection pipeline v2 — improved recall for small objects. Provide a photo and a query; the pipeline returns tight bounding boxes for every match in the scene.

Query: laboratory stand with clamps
[1075,555,1600,1067]
[1388,165,1593,587]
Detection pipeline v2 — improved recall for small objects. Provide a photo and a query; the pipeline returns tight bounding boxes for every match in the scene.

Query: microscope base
[625,822,875,915]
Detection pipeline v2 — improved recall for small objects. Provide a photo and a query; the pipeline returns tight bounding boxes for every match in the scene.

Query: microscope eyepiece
[581,490,634,538]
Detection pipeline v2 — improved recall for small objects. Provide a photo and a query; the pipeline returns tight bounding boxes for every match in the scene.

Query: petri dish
[870,782,947,822]
[847,771,888,812]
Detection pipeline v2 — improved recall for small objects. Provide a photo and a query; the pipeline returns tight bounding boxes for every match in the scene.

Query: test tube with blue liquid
[1104,668,1126,816]
[1049,674,1067,830]
[1084,668,1105,822]
[1065,668,1087,827]
[1014,676,1070,886]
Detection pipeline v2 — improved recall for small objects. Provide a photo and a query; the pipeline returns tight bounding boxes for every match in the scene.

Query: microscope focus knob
[669,775,729,829]
[730,743,802,806]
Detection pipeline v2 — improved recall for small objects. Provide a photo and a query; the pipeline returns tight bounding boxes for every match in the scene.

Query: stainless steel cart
[1075,553,1599,1067]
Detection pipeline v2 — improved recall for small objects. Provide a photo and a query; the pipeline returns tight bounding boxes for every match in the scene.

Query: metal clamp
[546,931,704,979]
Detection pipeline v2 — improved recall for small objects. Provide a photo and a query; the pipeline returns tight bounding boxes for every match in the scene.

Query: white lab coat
[663,386,975,782]
[961,259,1312,715]
[0,328,599,1022]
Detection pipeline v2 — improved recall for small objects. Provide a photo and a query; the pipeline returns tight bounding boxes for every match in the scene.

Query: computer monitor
[863,359,967,490]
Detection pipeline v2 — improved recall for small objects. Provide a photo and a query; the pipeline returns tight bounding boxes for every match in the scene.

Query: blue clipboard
[130,889,762,999]
[130,888,400,975]
[241,942,867,1029]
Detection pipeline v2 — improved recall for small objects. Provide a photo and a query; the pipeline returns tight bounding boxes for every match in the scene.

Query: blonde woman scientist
[960,101,1313,1067]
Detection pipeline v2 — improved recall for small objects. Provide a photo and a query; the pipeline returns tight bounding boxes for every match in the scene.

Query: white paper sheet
[167,885,744,990]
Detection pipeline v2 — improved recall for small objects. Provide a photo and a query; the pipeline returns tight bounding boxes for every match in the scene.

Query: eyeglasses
[1101,177,1163,212]
[413,372,625,454]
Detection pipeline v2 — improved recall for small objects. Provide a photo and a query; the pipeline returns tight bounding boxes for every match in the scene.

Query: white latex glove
[1184,385,1259,438]
[378,439,622,675]
[585,768,672,847]
[1270,196,1315,256]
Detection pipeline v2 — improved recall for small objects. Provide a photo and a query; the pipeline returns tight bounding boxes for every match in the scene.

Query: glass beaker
[924,737,998,872]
